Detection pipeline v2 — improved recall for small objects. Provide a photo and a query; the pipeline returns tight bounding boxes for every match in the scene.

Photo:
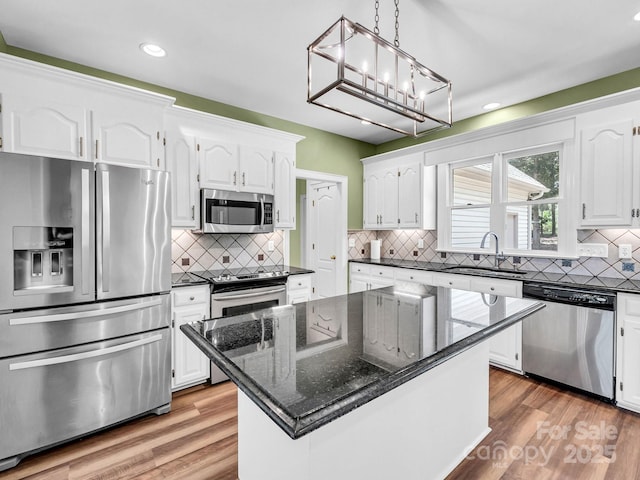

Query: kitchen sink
[442,266,528,278]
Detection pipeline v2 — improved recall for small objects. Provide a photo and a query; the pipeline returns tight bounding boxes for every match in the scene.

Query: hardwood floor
[2,369,640,480]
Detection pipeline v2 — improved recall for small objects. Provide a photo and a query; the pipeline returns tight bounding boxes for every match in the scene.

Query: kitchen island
[181,284,543,480]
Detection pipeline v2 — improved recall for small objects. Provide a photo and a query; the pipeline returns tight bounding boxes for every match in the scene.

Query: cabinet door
[274,151,296,228]
[617,293,640,411]
[165,130,198,228]
[363,168,382,228]
[239,146,273,194]
[398,163,422,228]
[172,304,210,390]
[380,168,398,228]
[349,276,369,293]
[2,94,88,161]
[580,119,634,227]
[198,138,239,190]
[398,297,421,363]
[91,109,162,169]
[489,323,522,372]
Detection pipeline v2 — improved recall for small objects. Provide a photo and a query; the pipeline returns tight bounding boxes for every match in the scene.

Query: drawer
[172,286,210,307]
[394,268,434,285]
[369,265,395,279]
[431,273,472,290]
[287,274,312,291]
[471,277,522,298]
[350,263,371,276]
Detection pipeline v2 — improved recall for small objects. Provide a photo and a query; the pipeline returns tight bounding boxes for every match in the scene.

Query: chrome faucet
[480,231,506,267]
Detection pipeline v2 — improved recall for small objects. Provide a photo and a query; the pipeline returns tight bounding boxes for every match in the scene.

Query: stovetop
[193,266,289,285]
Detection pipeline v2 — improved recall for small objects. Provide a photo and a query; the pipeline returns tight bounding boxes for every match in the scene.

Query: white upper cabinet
[91,105,163,169]
[578,101,640,228]
[164,105,302,229]
[362,151,435,230]
[239,146,274,194]
[0,54,173,169]
[580,118,634,226]
[164,125,199,228]
[198,138,239,190]
[1,94,88,161]
[274,151,296,229]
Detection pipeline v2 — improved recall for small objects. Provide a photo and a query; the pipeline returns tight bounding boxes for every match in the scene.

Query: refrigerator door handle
[101,170,111,292]
[8,334,163,371]
[8,297,163,326]
[81,168,91,295]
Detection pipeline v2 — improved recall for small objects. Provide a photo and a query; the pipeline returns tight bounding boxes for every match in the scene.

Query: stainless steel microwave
[201,189,274,233]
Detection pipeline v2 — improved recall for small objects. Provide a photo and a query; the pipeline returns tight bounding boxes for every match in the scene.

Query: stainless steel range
[193,267,289,384]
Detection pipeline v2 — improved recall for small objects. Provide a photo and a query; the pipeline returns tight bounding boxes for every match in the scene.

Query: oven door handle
[213,286,286,301]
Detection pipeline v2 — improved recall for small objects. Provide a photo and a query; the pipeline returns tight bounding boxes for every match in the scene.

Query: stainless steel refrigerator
[0,152,172,471]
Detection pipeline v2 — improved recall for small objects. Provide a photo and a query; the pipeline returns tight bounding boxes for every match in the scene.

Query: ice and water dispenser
[13,226,74,292]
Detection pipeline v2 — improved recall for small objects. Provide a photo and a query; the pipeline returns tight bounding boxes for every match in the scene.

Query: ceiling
[1,1,639,145]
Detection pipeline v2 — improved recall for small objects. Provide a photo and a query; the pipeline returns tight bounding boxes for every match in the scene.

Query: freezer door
[0,152,95,310]
[96,163,171,299]
[0,294,170,357]
[0,328,170,465]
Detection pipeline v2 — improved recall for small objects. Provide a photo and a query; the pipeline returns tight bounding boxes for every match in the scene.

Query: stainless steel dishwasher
[522,283,616,401]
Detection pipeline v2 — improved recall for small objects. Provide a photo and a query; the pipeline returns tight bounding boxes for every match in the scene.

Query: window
[445,144,568,256]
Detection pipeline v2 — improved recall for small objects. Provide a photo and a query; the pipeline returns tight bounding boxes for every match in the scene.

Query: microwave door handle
[260,198,265,227]
[81,168,91,294]
[101,170,111,293]
[214,286,286,300]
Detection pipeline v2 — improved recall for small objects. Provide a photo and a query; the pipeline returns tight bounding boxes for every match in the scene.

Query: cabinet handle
[189,296,195,301]
[277,209,280,222]
[490,287,495,291]
[95,139,99,159]
[233,171,237,185]
[191,205,195,220]
[582,203,586,220]
[415,212,418,222]
[242,172,246,186]
[79,136,83,157]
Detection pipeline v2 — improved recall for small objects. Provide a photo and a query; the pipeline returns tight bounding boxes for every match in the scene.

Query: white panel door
[165,130,198,228]
[172,304,210,390]
[398,163,422,228]
[380,168,398,228]
[309,181,340,299]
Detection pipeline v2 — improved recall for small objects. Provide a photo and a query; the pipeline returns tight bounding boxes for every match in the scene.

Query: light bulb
[140,43,166,57]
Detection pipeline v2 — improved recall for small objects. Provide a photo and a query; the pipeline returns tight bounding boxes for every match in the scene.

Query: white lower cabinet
[171,285,211,390]
[349,262,523,372]
[287,274,313,304]
[616,293,640,412]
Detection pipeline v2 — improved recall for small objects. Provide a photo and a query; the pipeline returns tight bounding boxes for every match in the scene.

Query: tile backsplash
[171,229,284,273]
[348,229,640,280]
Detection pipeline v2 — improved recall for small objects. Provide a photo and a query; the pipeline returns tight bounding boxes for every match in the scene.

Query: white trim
[296,169,348,296]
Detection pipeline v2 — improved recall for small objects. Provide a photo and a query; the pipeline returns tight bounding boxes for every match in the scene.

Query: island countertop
[181,284,543,439]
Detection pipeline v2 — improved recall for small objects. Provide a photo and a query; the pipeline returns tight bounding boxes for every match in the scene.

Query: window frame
[438,141,576,258]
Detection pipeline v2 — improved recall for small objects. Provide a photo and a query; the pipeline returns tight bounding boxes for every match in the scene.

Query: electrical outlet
[417,239,424,249]
[577,243,608,258]
[348,238,356,248]
[267,240,275,252]
[619,244,633,259]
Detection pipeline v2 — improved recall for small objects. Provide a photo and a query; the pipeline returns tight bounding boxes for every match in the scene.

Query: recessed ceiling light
[140,43,166,58]
[634,11,640,21]
[482,102,501,111]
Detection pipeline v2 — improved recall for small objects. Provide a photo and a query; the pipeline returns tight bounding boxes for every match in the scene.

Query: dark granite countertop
[171,272,210,288]
[349,258,640,294]
[172,265,314,288]
[181,284,543,439]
